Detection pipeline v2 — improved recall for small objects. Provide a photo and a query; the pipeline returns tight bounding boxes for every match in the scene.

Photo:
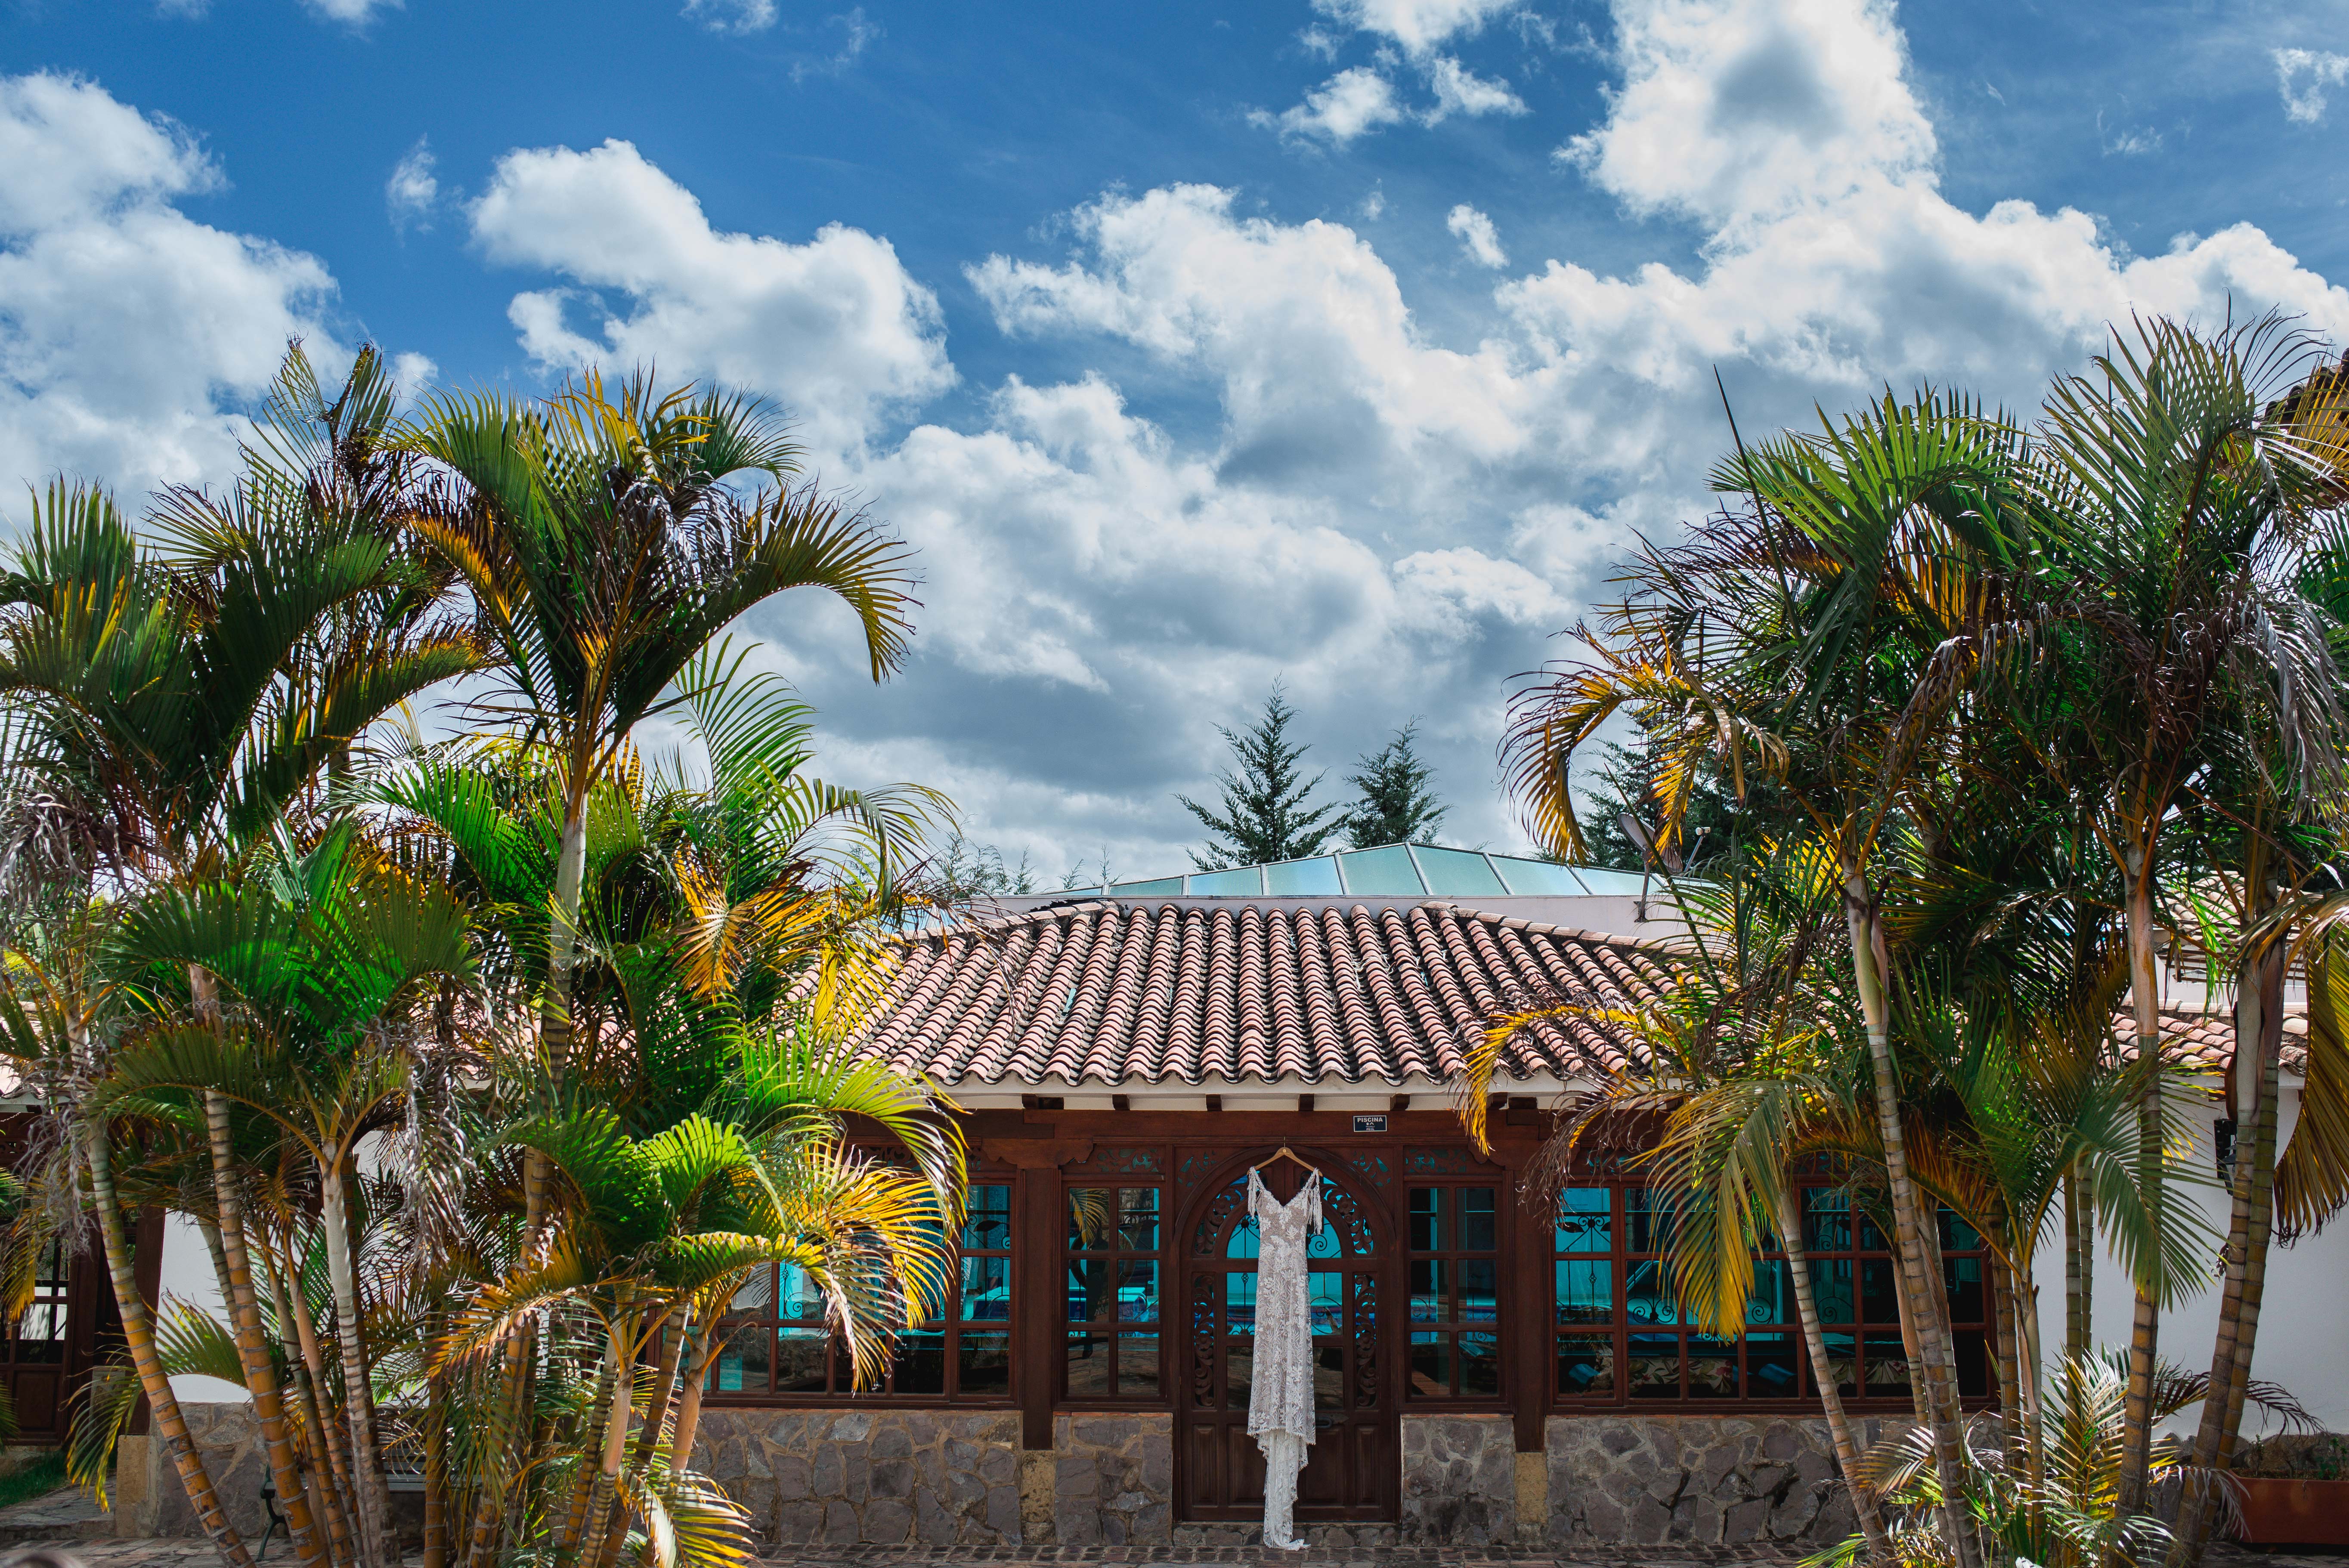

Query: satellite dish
[1616,812,1683,875]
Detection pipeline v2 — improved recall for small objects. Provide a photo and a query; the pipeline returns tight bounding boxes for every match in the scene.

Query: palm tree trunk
[554,1338,619,1565]
[279,1234,359,1556]
[1776,1183,1891,1557]
[2170,934,2285,1568]
[1988,1231,2022,1457]
[2013,1260,2047,1497]
[85,1123,254,1568]
[319,1158,393,1568]
[269,1245,356,1568]
[2064,1160,2092,1366]
[204,1087,325,1567]
[668,1315,723,1475]
[1844,864,1980,1568]
[422,1313,449,1568]
[2116,854,2164,1528]
[579,1298,642,1568]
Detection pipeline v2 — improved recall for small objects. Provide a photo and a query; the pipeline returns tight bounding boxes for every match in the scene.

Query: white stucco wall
[156,1211,252,1404]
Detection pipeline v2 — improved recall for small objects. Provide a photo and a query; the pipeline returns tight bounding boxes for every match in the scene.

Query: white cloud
[1361,185,1387,220]
[469,138,953,455]
[1447,203,1508,267]
[385,137,437,232]
[301,0,401,24]
[0,72,347,498]
[1424,55,1529,120]
[1252,67,1408,145]
[683,0,775,34]
[1311,0,1521,55]
[2275,48,2349,125]
[792,9,878,80]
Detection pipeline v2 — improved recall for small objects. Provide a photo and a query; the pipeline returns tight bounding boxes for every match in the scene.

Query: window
[1406,1185,1500,1399]
[1553,1183,1991,1406]
[6,1238,64,1366]
[1064,1185,1162,1400]
[707,1179,1014,1401]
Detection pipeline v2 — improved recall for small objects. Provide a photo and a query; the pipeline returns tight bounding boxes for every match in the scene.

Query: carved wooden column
[984,1137,1092,1450]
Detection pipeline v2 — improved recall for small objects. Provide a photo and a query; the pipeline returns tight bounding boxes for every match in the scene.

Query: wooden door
[1176,1151,1395,1524]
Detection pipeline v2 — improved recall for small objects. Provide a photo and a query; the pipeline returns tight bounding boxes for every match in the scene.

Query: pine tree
[1343,721,1447,848]
[1176,683,1341,869]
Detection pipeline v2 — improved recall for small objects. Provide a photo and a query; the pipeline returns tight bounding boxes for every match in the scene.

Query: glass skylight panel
[1411,845,1508,897]
[1568,866,1654,895]
[1264,855,1343,894]
[1333,844,1424,895]
[1488,856,1589,895]
[1110,877,1185,897]
[1186,865,1266,895]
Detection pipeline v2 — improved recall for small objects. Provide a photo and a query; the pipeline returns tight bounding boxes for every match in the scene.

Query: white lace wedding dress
[1245,1168,1322,1552]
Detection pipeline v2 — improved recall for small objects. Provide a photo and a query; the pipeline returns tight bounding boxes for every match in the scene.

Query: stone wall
[1546,1414,1871,1546]
[690,1409,1021,1547]
[1399,1414,1517,1546]
[143,1404,271,1542]
[1043,1412,1173,1546]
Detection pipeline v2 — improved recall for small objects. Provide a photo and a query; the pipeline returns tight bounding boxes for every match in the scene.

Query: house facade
[110,844,2349,1549]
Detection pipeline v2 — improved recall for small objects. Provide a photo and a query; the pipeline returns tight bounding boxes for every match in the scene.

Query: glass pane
[1938,1207,1981,1252]
[1460,1332,1500,1398]
[1120,1335,1160,1398]
[1810,1259,1854,1324]
[732,1265,777,1316]
[1226,1344,1253,1407]
[1410,1188,1441,1251]
[1748,1332,1799,1399]
[1746,1259,1792,1325]
[1067,1258,1111,1321]
[1628,1332,1681,1398]
[1825,1331,1857,1398]
[1334,844,1425,894]
[1860,1259,1900,1324]
[1068,1189,1114,1250]
[712,1323,770,1394]
[1555,1260,1613,1324]
[1954,1329,1990,1397]
[1863,1334,1913,1399]
[775,1327,827,1393]
[1559,1335,1614,1396]
[1307,1202,1342,1260]
[1625,1258,1681,1325]
[1116,1260,1160,1323]
[1227,1211,1260,1260]
[1187,865,1266,895]
[1858,1210,1891,1251]
[1108,875,1185,897]
[1557,1187,1611,1253]
[1314,1341,1343,1409]
[1264,855,1343,894]
[1489,854,1589,894]
[1411,1259,1448,1324]
[1945,1256,1985,1322]
[959,1333,1011,1396]
[1309,1271,1343,1334]
[1463,1187,1496,1252]
[962,1255,1011,1320]
[776,1264,819,1321]
[1414,845,1507,896]
[1626,1188,1678,1253]
[1688,1336,1738,1398]
[895,1330,947,1395]
[1804,1188,1851,1253]
[1410,1331,1451,1398]
[1066,1330,1112,1398]
[1226,1271,1257,1335]
[1119,1188,1161,1252]
[1461,1259,1497,1324]
[965,1185,1011,1250]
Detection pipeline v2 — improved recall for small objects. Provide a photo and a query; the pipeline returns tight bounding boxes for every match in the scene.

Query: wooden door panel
[11,1370,59,1436]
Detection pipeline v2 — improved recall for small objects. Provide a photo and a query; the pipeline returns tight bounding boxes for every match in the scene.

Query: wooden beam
[1389,1094,1411,1114]
[1111,1095,1130,1113]
[1204,1095,1222,1113]
[1297,1094,1314,1114]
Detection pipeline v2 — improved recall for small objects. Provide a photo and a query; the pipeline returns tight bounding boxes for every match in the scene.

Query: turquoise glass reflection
[1556,1187,1610,1252]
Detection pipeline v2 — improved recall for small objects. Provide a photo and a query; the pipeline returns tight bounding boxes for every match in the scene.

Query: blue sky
[5,0,2349,880]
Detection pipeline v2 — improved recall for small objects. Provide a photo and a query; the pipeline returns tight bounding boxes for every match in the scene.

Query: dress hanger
[1250,1145,1323,1180]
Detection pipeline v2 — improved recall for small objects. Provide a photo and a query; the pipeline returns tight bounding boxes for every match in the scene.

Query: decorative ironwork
[1405,1147,1486,1177]
[1350,1271,1379,1408]
[1342,1151,1391,1188]
[1080,1146,1161,1175]
[1193,1178,1247,1256]
[1176,1148,1229,1191]
[1190,1271,1217,1408]
[1320,1177,1374,1256]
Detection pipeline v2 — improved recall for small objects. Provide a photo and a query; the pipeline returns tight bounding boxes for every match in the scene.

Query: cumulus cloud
[1448,204,1507,266]
[2275,48,2349,125]
[1311,0,1522,55]
[302,0,401,23]
[1252,66,1408,145]
[385,137,437,232]
[468,138,954,454]
[0,72,346,499]
[683,0,775,34]
[1425,55,1529,120]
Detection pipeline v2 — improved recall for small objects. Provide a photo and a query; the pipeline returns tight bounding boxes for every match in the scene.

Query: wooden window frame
[1403,1179,1504,1404]
[1060,1179,1167,1404]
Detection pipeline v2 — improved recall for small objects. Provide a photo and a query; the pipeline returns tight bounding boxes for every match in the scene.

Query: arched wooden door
[1175,1151,1396,1525]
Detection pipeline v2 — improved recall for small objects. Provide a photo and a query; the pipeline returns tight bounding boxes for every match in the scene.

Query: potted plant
[2231,1434,2349,1548]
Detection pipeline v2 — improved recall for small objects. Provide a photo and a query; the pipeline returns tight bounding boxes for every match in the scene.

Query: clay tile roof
[857,899,1671,1087]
